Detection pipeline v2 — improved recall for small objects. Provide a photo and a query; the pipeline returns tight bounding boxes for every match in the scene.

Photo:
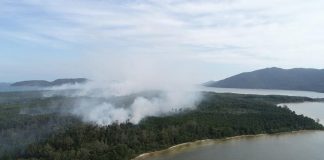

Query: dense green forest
[0,91,323,160]
[0,91,82,159]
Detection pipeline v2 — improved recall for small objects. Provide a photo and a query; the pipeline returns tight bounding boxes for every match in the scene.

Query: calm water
[199,86,324,98]
[280,102,324,125]
[146,131,324,160]
[144,87,324,160]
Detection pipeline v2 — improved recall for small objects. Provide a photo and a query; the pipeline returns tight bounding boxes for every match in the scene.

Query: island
[0,91,322,159]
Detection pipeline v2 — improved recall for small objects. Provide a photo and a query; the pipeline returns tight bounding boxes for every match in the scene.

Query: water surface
[199,87,324,98]
[280,102,324,125]
[146,131,324,160]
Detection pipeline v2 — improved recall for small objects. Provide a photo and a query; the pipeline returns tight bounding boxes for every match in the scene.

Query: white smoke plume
[43,53,202,125]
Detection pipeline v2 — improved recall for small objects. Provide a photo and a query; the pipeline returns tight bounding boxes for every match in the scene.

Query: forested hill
[11,78,88,87]
[205,67,324,93]
[1,92,321,160]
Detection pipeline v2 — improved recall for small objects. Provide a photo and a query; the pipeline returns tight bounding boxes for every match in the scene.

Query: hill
[11,78,88,87]
[205,67,324,92]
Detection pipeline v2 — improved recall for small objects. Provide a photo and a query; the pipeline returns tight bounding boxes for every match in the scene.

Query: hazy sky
[1,0,324,82]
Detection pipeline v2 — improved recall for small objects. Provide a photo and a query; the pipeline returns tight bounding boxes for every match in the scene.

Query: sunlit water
[143,87,324,160]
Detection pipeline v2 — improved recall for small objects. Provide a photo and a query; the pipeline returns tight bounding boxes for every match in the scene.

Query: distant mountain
[205,67,324,93]
[11,78,88,87]
[51,78,88,86]
[11,80,51,87]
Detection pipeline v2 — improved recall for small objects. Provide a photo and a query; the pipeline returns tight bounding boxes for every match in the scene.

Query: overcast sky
[1,0,324,82]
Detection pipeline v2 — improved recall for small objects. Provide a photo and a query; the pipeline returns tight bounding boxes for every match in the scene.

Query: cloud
[1,0,324,81]
[3,0,324,123]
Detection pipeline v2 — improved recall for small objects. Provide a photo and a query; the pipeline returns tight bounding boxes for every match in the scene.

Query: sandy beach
[132,130,319,160]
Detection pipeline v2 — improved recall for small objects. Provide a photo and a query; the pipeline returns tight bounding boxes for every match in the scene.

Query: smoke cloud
[42,53,202,125]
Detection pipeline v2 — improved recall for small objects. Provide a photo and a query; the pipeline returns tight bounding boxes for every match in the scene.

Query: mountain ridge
[205,67,324,93]
[11,78,88,87]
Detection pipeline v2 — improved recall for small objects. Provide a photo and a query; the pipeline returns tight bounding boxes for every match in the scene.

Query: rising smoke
[43,53,202,125]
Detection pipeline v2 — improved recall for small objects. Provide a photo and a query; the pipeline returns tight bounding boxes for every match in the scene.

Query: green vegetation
[0,91,82,158]
[0,91,323,160]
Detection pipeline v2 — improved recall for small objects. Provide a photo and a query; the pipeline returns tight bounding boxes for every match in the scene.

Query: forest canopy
[0,91,322,160]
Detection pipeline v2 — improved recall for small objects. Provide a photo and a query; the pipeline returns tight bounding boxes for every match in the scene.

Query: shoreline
[132,130,322,160]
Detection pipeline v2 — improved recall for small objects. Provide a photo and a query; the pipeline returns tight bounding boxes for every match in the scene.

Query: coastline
[132,130,321,160]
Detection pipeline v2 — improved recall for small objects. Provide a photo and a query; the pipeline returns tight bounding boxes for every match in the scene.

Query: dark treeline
[0,113,80,159]
[0,92,321,160]
[0,93,82,158]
